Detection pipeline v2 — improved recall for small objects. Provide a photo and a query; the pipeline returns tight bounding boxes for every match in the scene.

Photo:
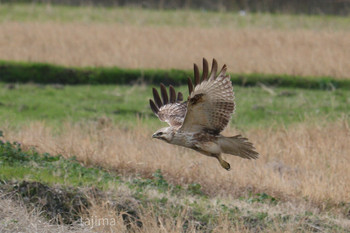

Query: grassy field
[1,3,350,232]
[1,4,350,78]
[1,83,350,232]
[1,4,350,29]
[0,83,349,128]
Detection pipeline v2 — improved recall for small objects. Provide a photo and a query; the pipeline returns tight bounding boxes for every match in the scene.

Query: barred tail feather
[219,135,259,159]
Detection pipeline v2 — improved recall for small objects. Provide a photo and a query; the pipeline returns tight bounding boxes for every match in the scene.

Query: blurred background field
[1,4,350,78]
[1,2,350,232]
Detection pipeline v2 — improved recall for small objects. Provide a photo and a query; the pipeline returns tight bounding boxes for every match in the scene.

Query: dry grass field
[3,119,350,207]
[1,4,350,79]
[1,22,350,78]
[2,119,350,231]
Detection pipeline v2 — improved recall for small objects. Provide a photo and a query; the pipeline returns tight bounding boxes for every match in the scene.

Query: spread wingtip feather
[149,99,159,114]
[160,83,169,104]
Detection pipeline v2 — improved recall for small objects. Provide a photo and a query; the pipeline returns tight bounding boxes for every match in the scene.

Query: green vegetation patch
[0,82,349,128]
[0,139,209,198]
[0,140,120,188]
[1,60,349,89]
[0,138,203,192]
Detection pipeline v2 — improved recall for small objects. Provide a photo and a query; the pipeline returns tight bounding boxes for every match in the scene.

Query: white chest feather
[170,132,195,148]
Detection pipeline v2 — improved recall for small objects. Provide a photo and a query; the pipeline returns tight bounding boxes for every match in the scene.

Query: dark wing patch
[150,83,187,128]
[189,93,204,105]
[160,83,168,105]
[194,63,200,86]
[188,58,219,94]
[177,92,183,102]
[152,88,162,108]
[202,58,209,81]
[208,59,218,80]
[169,85,176,103]
[149,99,159,114]
[187,77,194,94]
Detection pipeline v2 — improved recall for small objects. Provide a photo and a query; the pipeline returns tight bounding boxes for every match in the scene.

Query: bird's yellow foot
[216,155,231,171]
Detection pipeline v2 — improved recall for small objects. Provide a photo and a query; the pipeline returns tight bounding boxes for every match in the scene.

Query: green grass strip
[1,60,349,89]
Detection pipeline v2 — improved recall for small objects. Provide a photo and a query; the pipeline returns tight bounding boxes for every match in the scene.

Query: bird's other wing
[149,84,187,129]
[180,58,235,134]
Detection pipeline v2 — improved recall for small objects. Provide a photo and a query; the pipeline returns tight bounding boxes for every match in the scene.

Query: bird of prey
[149,58,259,170]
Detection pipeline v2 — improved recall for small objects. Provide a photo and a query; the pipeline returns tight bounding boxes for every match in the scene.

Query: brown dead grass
[0,196,92,233]
[85,201,348,233]
[3,118,350,208]
[84,201,271,233]
[83,178,350,232]
[1,22,350,78]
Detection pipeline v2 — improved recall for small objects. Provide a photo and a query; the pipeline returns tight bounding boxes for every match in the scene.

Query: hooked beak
[152,132,162,139]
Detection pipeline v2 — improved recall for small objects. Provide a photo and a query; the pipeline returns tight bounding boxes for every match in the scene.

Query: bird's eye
[158,132,163,136]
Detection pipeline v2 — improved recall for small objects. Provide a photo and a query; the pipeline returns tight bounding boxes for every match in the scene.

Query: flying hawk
[149,58,259,170]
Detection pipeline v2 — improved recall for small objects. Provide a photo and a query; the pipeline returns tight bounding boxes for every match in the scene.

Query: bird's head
[152,127,174,143]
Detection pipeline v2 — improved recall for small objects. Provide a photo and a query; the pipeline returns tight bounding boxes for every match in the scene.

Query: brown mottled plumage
[150,58,259,170]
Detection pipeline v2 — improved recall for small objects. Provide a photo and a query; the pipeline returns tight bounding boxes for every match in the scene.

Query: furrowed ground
[1,3,350,232]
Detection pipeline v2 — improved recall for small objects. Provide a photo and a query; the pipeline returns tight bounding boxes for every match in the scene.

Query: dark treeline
[2,0,350,16]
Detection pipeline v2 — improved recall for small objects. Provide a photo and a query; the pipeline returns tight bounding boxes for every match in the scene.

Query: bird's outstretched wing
[149,84,187,129]
[180,58,235,134]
